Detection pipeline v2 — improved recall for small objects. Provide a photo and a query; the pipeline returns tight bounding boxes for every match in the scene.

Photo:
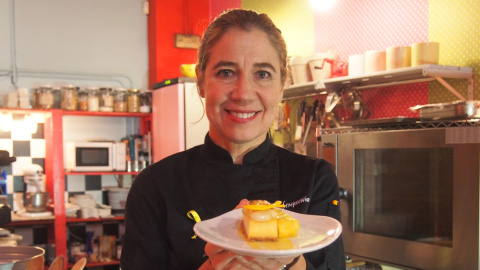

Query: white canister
[364,50,386,73]
[289,56,311,84]
[411,42,439,66]
[386,46,411,70]
[348,54,365,76]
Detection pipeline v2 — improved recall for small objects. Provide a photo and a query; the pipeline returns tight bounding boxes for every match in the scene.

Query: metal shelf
[283,64,474,100]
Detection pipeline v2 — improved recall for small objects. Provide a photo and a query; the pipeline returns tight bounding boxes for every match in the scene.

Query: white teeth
[230,111,256,119]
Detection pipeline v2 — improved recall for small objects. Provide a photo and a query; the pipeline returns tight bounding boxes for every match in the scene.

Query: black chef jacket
[120,134,345,270]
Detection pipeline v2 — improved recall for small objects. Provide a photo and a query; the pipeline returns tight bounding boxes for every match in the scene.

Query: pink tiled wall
[313,0,431,119]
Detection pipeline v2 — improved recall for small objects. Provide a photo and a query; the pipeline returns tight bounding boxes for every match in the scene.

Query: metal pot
[24,192,49,212]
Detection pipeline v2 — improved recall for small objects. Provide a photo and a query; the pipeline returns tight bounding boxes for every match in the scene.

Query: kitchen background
[0,0,479,267]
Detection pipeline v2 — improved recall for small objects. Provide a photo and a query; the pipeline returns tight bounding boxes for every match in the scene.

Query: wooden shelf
[66,259,120,268]
[67,216,124,223]
[6,219,55,227]
[0,108,151,118]
[64,171,140,175]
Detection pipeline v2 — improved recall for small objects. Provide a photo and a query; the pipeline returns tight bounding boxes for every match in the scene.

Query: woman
[121,9,344,270]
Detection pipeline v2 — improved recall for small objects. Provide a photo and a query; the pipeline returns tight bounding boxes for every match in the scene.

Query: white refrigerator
[152,78,209,162]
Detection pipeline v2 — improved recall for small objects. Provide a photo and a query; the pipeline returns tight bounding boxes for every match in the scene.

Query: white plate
[193,209,342,258]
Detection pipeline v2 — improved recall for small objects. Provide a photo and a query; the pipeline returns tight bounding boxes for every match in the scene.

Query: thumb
[235,199,249,209]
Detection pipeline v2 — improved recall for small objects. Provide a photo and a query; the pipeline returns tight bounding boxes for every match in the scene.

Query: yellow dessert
[242,200,299,241]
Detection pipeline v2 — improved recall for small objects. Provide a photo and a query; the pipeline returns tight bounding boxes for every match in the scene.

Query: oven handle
[339,187,350,200]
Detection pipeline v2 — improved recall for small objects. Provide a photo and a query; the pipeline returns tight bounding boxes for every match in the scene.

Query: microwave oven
[320,125,479,269]
[65,141,126,172]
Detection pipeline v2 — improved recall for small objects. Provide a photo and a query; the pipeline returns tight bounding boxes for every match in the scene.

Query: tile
[14,227,33,246]
[101,175,121,188]
[12,192,24,211]
[86,190,103,205]
[31,158,45,170]
[13,141,30,157]
[11,157,32,176]
[11,122,32,140]
[0,130,11,139]
[0,139,13,153]
[85,175,102,190]
[31,123,45,139]
[4,175,13,194]
[30,139,46,158]
[66,175,86,192]
[13,175,24,193]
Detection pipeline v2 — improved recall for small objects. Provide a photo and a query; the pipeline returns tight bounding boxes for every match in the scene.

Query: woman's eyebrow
[254,62,277,73]
[212,61,236,70]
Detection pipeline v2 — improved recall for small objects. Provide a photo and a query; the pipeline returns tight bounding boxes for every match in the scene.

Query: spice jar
[61,85,78,111]
[37,85,54,110]
[114,88,128,112]
[86,87,100,112]
[52,87,62,109]
[127,88,140,113]
[139,91,151,113]
[78,90,88,111]
[99,88,114,112]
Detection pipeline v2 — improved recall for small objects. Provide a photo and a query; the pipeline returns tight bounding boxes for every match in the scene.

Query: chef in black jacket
[120,9,344,270]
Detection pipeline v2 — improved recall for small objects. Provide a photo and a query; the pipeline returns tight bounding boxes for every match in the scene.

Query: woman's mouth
[227,110,257,120]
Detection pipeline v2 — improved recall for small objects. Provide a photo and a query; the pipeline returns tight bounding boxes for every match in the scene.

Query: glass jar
[78,90,88,111]
[61,85,78,111]
[113,88,127,112]
[86,87,100,112]
[36,85,54,110]
[127,88,140,113]
[139,91,151,113]
[52,87,62,109]
[99,88,114,112]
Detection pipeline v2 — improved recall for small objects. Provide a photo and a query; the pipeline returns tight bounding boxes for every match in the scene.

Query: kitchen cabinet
[1,108,151,269]
[282,64,474,100]
[151,78,209,162]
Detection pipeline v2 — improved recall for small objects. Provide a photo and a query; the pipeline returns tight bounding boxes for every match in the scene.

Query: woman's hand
[202,243,300,270]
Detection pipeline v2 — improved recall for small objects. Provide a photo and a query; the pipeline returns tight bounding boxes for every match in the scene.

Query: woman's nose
[231,74,254,101]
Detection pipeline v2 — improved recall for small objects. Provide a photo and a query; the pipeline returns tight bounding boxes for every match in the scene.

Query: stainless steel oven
[320,125,479,269]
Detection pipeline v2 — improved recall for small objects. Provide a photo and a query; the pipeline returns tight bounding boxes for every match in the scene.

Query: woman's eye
[217,69,233,78]
[257,71,271,79]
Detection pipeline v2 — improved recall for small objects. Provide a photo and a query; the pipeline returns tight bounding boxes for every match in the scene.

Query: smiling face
[198,27,284,152]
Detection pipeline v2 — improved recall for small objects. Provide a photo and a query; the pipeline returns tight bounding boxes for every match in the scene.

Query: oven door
[321,128,479,269]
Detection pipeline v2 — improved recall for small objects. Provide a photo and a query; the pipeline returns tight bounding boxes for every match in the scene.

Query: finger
[235,256,263,270]
[205,243,224,257]
[209,250,237,269]
[235,199,249,209]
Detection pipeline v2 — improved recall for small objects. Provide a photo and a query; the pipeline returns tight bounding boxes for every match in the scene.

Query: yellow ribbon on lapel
[187,210,201,239]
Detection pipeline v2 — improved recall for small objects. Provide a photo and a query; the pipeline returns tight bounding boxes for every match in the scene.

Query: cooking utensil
[23,192,50,212]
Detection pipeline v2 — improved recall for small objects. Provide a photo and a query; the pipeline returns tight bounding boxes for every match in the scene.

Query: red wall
[147,0,241,88]
[147,0,210,87]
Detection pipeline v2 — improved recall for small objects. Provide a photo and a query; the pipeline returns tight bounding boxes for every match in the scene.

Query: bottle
[127,89,140,113]
[86,87,100,112]
[99,88,114,112]
[114,88,128,112]
[61,85,78,111]
[139,91,151,113]
[77,90,88,111]
[38,85,54,110]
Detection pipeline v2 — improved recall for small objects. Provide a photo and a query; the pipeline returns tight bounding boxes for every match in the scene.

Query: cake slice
[242,200,299,241]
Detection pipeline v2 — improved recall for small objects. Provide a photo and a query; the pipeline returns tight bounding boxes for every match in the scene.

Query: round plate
[193,209,342,258]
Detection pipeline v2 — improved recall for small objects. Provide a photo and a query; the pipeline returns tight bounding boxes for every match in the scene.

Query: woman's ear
[196,66,206,98]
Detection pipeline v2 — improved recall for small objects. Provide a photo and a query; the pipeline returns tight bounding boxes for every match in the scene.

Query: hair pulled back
[196,9,288,86]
